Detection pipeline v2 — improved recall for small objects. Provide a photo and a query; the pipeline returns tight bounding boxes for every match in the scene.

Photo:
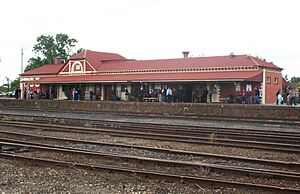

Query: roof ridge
[250,57,261,66]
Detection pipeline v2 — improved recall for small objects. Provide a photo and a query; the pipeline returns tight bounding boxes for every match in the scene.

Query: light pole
[5,77,9,93]
[21,47,24,73]
[21,45,31,74]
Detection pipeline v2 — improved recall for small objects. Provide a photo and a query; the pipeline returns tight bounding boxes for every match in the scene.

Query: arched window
[72,61,83,73]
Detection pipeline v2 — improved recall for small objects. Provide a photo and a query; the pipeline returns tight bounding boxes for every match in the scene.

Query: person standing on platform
[92,89,96,101]
[72,88,76,101]
[125,88,129,101]
[254,87,260,104]
[247,88,253,104]
[208,89,213,103]
[15,89,19,100]
[166,87,172,103]
[27,89,31,100]
[23,89,27,100]
[277,92,283,105]
[77,88,81,101]
[37,87,41,99]
[139,88,144,102]
[290,89,297,106]
[276,89,280,105]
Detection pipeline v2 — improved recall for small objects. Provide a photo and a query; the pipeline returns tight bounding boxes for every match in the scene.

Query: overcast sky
[0,0,299,84]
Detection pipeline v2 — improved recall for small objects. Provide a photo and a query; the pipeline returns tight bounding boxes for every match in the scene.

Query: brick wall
[264,70,282,104]
[0,99,299,121]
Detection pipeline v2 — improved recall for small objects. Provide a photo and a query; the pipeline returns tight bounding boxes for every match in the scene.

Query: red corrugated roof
[250,57,282,69]
[71,50,127,67]
[21,51,281,77]
[99,55,281,71]
[22,64,64,76]
[23,70,263,83]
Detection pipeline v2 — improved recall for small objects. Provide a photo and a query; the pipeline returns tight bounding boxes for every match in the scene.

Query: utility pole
[21,46,24,73]
[5,77,9,93]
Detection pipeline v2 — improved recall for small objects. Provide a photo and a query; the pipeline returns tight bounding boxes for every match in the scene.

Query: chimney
[182,51,189,58]
[54,56,62,64]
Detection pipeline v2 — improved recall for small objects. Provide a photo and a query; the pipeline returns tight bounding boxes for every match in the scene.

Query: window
[235,83,241,92]
[75,64,81,71]
[266,77,271,84]
[274,77,279,84]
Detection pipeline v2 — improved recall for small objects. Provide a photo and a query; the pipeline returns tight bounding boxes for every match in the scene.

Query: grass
[210,131,216,142]
[53,118,65,124]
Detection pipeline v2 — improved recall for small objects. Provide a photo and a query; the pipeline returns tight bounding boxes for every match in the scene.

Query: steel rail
[1,120,300,154]
[1,112,300,137]
[0,146,300,193]
[1,113,300,145]
[1,140,300,182]
[24,117,300,144]
[0,130,299,170]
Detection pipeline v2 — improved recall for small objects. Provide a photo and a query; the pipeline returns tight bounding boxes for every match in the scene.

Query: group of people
[23,88,43,100]
[276,88,298,106]
[226,88,261,104]
[192,87,213,103]
[156,87,185,103]
[71,88,81,101]
[136,87,213,103]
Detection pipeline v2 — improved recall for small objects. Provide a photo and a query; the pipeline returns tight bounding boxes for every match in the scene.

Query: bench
[144,97,159,102]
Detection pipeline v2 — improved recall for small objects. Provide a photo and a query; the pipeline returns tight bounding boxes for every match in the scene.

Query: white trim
[262,68,266,104]
[58,61,70,73]
[25,79,248,84]
[71,61,84,74]
[97,66,258,75]
[85,60,97,72]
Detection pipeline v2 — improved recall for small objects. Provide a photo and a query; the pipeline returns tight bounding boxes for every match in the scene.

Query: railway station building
[20,50,283,104]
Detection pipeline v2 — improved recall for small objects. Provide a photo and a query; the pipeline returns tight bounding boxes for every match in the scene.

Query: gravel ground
[0,158,274,194]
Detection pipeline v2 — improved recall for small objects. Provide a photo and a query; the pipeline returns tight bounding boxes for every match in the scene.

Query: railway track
[1,113,300,140]
[1,111,300,192]
[1,129,299,171]
[1,119,300,154]
[1,140,300,193]
[2,106,300,125]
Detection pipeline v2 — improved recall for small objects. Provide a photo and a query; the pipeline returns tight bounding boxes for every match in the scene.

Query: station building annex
[20,50,283,104]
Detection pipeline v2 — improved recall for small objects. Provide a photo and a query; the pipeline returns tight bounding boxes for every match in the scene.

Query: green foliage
[0,116,13,121]
[10,77,20,91]
[291,76,300,83]
[25,33,80,72]
[84,122,93,128]
[210,131,216,142]
[54,118,65,124]
[291,77,300,92]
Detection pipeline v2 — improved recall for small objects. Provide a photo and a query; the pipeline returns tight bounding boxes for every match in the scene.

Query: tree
[10,77,20,91]
[284,74,289,81]
[291,76,300,83]
[25,33,80,72]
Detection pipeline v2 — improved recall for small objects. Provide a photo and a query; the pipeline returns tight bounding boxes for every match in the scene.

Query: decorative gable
[59,59,97,75]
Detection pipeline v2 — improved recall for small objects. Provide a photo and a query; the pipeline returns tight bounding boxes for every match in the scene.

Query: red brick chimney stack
[54,56,62,64]
[182,51,189,58]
